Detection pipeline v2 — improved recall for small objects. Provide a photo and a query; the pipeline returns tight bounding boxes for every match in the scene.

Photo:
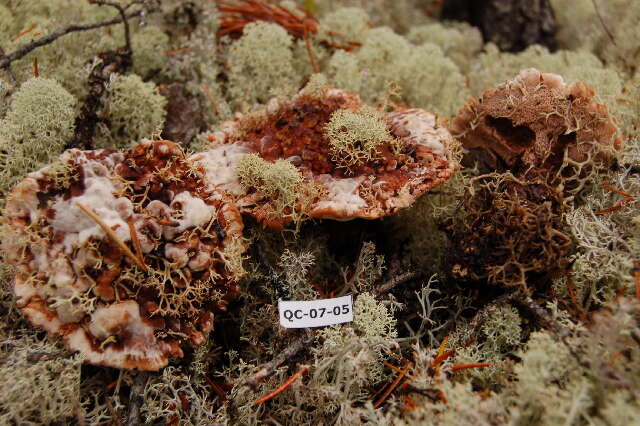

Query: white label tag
[279,295,354,328]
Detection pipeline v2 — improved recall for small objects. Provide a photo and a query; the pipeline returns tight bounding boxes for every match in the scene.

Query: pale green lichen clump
[0,77,76,197]
[96,74,167,148]
[131,25,170,77]
[0,337,83,424]
[237,153,303,219]
[324,107,390,170]
[227,21,299,107]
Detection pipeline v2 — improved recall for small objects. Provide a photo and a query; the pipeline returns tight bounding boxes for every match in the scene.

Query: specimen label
[279,295,353,328]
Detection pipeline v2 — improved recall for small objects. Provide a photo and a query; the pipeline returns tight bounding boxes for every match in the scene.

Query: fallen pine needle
[204,376,228,401]
[429,349,456,371]
[602,183,634,198]
[596,197,634,215]
[402,395,419,411]
[254,366,308,405]
[450,362,491,372]
[383,361,416,381]
[76,201,147,271]
[373,362,412,408]
[127,218,147,270]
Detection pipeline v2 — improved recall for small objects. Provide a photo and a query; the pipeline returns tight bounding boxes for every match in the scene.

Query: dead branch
[238,330,315,390]
[374,271,421,296]
[591,0,617,46]
[89,0,136,53]
[125,372,148,426]
[25,350,73,363]
[0,3,151,70]
[0,46,16,83]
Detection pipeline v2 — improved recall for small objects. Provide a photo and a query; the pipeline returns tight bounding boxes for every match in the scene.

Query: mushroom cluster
[444,68,624,291]
[450,68,622,176]
[193,86,458,229]
[2,140,245,370]
[1,85,459,369]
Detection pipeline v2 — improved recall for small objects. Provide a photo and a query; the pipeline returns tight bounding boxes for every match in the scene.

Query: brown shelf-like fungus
[450,68,623,174]
[192,86,458,229]
[1,140,246,370]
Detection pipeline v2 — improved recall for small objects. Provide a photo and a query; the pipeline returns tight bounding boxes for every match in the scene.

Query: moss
[355,27,412,105]
[550,0,640,75]
[236,153,304,221]
[562,169,639,305]
[226,21,299,107]
[1,77,76,157]
[0,5,16,39]
[406,21,483,72]
[132,25,170,77]
[600,391,640,426]
[3,0,119,97]
[0,77,77,197]
[388,168,472,274]
[316,291,399,390]
[96,74,167,148]
[399,42,469,116]
[318,7,370,46]
[327,50,362,93]
[277,249,318,300]
[141,366,216,425]
[510,331,588,425]
[0,2,638,424]
[0,337,82,425]
[324,106,390,171]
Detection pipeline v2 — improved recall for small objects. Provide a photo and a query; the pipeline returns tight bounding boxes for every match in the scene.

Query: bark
[442,0,557,52]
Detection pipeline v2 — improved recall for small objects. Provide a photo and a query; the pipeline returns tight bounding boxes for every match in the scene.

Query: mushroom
[2,140,246,370]
[191,86,458,229]
[449,68,623,174]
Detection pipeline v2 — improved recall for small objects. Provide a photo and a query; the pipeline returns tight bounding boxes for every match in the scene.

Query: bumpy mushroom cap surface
[450,68,623,173]
[1,140,245,370]
[192,87,457,229]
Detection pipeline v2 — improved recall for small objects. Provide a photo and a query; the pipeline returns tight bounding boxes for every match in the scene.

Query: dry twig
[591,0,617,46]
[0,4,152,70]
[126,372,147,426]
[374,271,421,296]
[238,330,315,390]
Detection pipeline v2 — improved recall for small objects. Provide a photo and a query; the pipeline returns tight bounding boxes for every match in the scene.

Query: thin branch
[126,372,147,426]
[238,330,315,390]
[0,46,16,83]
[514,295,591,371]
[374,271,421,296]
[0,6,148,69]
[591,0,617,46]
[90,0,133,53]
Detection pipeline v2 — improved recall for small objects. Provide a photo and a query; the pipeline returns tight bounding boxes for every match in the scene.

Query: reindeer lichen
[97,74,167,148]
[227,21,299,107]
[324,107,390,171]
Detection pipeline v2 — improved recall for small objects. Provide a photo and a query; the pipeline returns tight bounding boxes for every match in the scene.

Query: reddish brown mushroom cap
[192,87,458,228]
[450,68,623,173]
[2,140,246,370]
